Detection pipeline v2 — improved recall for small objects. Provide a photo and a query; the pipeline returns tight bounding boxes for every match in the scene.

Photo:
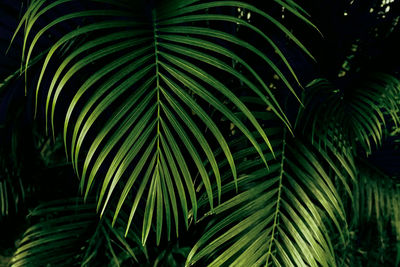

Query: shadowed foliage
[1,0,400,266]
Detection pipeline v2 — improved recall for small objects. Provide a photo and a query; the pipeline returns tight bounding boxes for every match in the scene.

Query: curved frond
[14,0,314,244]
[10,198,145,267]
[186,103,348,266]
[298,74,400,155]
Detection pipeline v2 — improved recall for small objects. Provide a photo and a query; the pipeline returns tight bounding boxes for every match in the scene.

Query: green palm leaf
[336,161,400,266]
[186,100,348,266]
[10,198,145,267]
[295,73,400,266]
[353,162,400,244]
[14,0,314,244]
[298,74,400,155]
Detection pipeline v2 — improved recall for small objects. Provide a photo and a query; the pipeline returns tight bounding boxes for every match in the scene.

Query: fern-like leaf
[10,198,145,267]
[186,101,348,266]
[13,0,314,244]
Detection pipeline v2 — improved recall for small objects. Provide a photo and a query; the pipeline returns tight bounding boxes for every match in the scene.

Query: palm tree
[1,0,399,266]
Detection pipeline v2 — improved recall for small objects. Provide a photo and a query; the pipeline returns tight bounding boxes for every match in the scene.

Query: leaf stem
[153,10,161,155]
[265,130,286,266]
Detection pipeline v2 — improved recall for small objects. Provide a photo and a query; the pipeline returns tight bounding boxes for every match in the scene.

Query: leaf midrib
[265,132,286,266]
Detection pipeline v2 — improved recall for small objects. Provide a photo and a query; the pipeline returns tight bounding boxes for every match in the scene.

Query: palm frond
[293,73,400,266]
[334,161,400,266]
[0,55,51,219]
[13,0,314,244]
[186,100,348,266]
[353,161,400,244]
[298,73,400,155]
[10,198,145,267]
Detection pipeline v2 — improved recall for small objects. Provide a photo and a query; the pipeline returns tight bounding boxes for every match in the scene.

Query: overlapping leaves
[10,198,145,267]
[298,73,400,154]
[353,162,400,243]
[14,0,314,244]
[186,102,349,266]
[337,161,400,266]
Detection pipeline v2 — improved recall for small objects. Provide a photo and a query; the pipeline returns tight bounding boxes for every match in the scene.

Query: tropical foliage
[1,0,400,266]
